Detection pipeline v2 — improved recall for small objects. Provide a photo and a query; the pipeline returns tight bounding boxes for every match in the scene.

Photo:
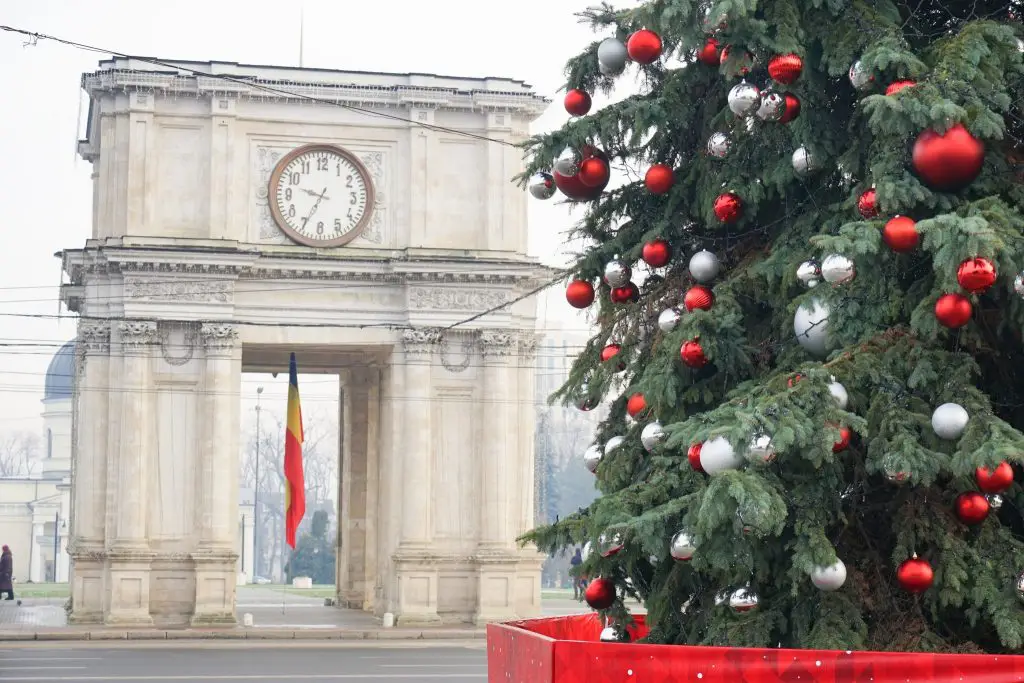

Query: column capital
[78,321,111,354]
[401,327,442,359]
[200,323,239,354]
[517,332,539,362]
[117,320,158,353]
[478,329,518,358]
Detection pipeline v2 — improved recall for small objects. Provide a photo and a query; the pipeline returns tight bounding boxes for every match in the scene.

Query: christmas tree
[520,0,1024,653]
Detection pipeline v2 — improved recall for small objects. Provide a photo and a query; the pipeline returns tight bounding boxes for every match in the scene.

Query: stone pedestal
[190,550,239,626]
[105,548,155,626]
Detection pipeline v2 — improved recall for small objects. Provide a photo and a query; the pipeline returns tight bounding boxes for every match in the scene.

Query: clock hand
[301,187,331,200]
[300,188,329,229]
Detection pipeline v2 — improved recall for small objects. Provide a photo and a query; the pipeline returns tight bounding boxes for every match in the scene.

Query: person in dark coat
[0,545,14,601]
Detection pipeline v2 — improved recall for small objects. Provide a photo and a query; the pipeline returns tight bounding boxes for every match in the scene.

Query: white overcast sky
[0,0,648,432]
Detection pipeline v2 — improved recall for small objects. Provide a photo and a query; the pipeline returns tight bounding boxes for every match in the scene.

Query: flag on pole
[284,352,306,548]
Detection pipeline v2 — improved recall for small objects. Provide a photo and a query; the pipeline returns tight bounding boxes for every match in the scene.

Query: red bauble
[610,282,639,303]
[912,124,985,192]
[641,239,672,268]
[600,343,626,372]
[698,38,721,66]
[578,157,611,188]
[584,577,617,610]
[626,393,647,418]
[882,216,919,253]
[935,293,973,329]
[553,146,609,201]
[976,462,1014,494]
[645,164,674,194]
[897,557,934,593]
[857,188,880,219]
[955,491,990,525]
[680,340,707,368]
[564,89,592,116]
[956,257,997,294]
[768,53,804,84]
[779,92,801,123]
[683,285,714,312]
[713,192,743,223]
[565,280,595,309]
[886,80,916,96]
[627,29,663,64]
[787,373,804,388]
[832,425,852,453]
[687,442,705,472]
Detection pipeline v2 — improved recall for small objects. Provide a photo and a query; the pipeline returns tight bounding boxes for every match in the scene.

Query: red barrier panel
[487,614,1024,683]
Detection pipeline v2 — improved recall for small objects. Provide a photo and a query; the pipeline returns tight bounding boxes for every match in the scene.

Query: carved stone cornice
[408,287,513,311]
[78,321,111,354]
[124,278,233,303]
[478,329,518,357]
[117,321,158,353]
[200,323,239,353]
[401,327,442,359]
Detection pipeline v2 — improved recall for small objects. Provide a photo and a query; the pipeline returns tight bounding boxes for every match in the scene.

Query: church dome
[44,340,77,401]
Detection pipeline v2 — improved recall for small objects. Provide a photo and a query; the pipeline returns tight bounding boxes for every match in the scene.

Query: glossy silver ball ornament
[828,380,849,410]
[657,307,681,333]
[728,81,762,117]
[987,494,1004,511]
[756,91,786,122]
[729,587,759,613]
[581,540,593,561]
[604,259,632,288]
[600,625,628,642]
[797,260,822,288]
[689,249,721,283]
[670,530,696,561]
[1015,272,1024,297]
[700,436,742,474]
[1017,571,1024,602]
[598,37,629,74]
[794,299,831,357]
[574,383,597,411]
[599,60,625,77]
[554,147,581,176]
[848,60,873,90]
[641,421,667,452]
[604,435,626,455]
[810,559,847,591]
[707,132,731,159]
[792,146,819,175]
[528,172,556,200]
[746,433,777,464]
[821,254,855,284]
[583,444,603,473]
[931,402,969,441]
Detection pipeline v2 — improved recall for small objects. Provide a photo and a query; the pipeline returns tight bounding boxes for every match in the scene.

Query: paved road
[0,643,486,681]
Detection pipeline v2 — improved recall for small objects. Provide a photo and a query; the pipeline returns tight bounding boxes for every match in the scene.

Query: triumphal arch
[60,57,550,626]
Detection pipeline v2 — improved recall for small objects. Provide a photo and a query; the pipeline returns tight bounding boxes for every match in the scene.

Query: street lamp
[253,386,263,582]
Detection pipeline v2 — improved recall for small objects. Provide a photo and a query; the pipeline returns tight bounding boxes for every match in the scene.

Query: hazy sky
[0,0,646,432]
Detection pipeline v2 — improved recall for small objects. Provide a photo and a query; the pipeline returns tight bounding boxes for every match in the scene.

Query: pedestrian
[0,545,14,602]
[570,547,583,599]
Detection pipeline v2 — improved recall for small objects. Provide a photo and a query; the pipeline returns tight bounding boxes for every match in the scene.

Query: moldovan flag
[284,352,306,548]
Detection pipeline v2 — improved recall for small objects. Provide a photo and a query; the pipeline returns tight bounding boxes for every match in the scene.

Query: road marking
[380,664,485,668]
[0,675,485,681]
[0,658,101,662]
[1,666,87,670]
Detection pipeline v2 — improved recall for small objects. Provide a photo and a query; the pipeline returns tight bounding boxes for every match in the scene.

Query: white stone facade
[61,58,550,626]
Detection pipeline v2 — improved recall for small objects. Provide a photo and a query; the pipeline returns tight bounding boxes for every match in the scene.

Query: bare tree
[0,431,40,477]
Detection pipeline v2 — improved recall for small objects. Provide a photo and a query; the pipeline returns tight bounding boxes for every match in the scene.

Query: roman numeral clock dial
[268,144,375,247]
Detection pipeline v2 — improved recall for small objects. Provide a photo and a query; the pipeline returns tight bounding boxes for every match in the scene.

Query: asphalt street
[0,643,487,682]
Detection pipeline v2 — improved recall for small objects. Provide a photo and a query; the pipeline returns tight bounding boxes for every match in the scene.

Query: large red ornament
[641,239,672,268]
[626,393,648,418]
[779,92,801,123]
[956,257,997,294]
[713,192,743,223]
[601,343,625,372]
[610,282,639,303]
[886,80,916,96]
[955,491,990,525]
[553,146,609,201]
[645,164,674,194]
[912,124,985,192]
[897,556,934,593]
[680,340,707,368]
[857,188,880,219]
[698,38,721,66]
[768,53,804,84]
[687,443,705,472]
[578,157,610,188]
[564,89,592,116]
[831,425,852,453]
[683,285,714,312]
[882,216,919,252]
[584,577,616,610]
[976,462,1014,493]
[935,293,972,328]
[627,29,662,64]
[565,280,595,309]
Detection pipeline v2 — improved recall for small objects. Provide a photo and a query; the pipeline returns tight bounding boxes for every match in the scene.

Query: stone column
[191,323,240,626]
[392,327,442,625]
[106,320,157,626]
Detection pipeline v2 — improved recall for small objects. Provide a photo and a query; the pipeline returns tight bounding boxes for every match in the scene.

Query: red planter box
[487,614,1024,682]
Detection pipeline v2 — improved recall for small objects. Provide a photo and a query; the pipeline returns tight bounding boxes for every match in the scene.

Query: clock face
[268,144,375,247]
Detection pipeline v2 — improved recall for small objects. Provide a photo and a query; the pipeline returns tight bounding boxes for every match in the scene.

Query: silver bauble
[1015,272,1024,297]
[848,60,873,90]
[714,589,731,606]
[828,380,849,410]
[794,299,831,357]
[746,433,777,465]
[792,146,819,175]
[604,259,632,288]
[574,383,597,411]
[583,444,603,473]
[604,435,626,455]
[1018,38,1024,54]
[600,625,628,642]
[931,402,969,441]
[528,172,556,200]
[688,249,721,283]
[707,132,731,159]
[641,421,667,452]
[657,307,681,333]
[821,254,855,284]
[1017,571,1024,602]
[581,540,593,561]
[810,559,847,591]
[796,260,822,288]
[599,60,625,77]
[554,147,581,176]
[727,81,762,117]
[597,37,629,74]
[756,91,786,122]
[987,494,1004,511]
[670,530,696,561]
[700,436,742,474]
[729,587,759,613]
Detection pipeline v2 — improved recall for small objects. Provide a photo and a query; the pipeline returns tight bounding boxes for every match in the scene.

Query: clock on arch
[268,143,375,247]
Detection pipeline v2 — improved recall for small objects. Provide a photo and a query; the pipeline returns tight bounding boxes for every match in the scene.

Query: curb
[0,628,486,642]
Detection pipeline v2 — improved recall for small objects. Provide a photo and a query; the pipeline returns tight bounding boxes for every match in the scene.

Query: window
[46,429,52,459]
